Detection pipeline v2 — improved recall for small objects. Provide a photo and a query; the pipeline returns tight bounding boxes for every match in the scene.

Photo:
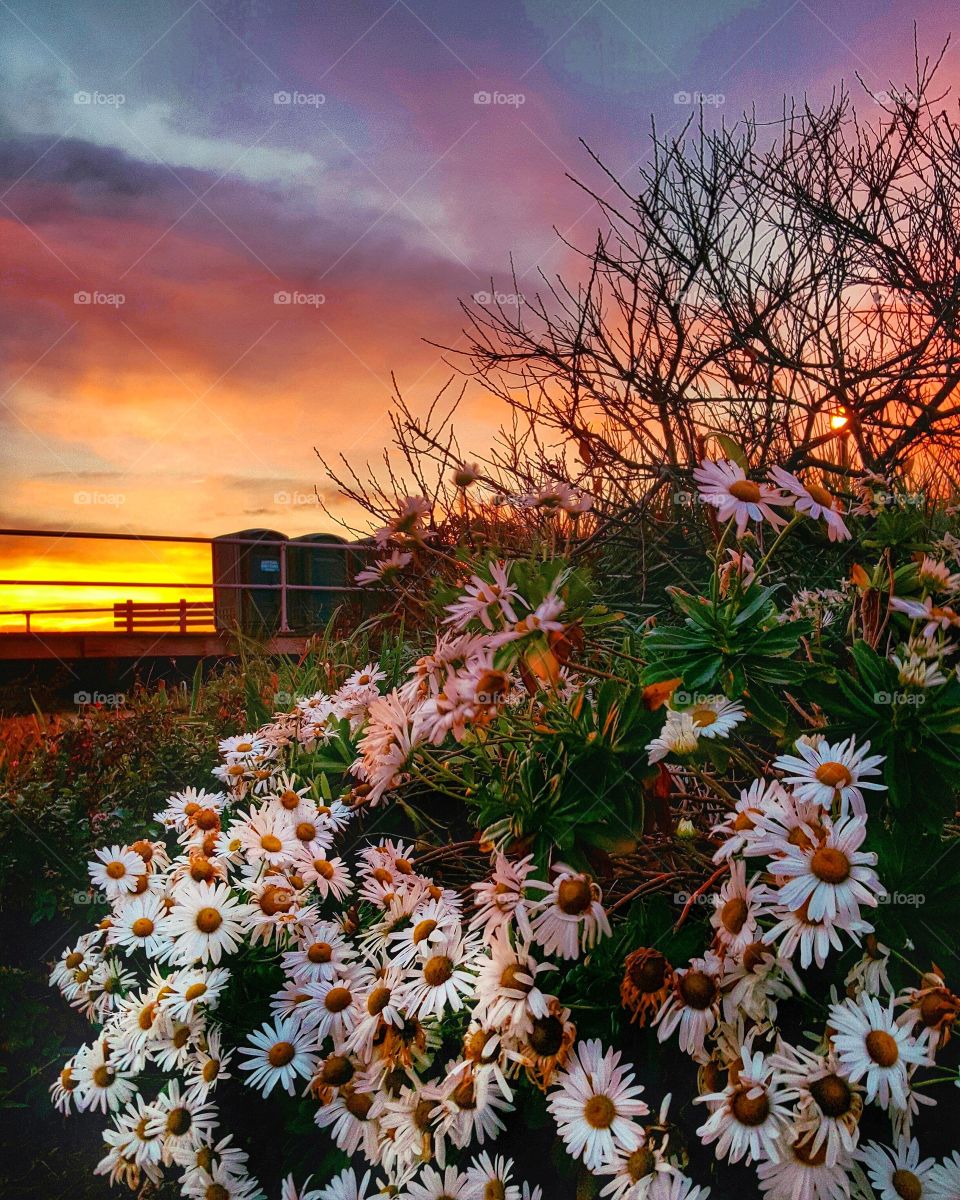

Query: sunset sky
[1,0,955,627]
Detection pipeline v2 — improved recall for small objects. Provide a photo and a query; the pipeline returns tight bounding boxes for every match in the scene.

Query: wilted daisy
[469,852,535,941]
[770,1043,863,1167]
[768,468,851,542]
[646,712,700,764]
[858,1138,935,1200]
[239,1015,318,1097]
[654,956,722,1056]
[773,735,885,818]
[356,550,413,587]
[693,458,792,536]
[889,594,960,640]
[165,879,252,965]
[829,995,926,1109]
[620,948,674,1028]
[696,1048,791,1165]
[547,1038,649,1172]
[528,865,611,960]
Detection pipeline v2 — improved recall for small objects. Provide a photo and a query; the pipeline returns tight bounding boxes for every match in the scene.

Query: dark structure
[212,529,287,634]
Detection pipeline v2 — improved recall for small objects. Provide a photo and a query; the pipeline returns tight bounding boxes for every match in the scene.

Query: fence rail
[0,528,377,634]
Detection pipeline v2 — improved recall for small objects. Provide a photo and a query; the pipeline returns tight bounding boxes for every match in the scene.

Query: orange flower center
[195,907,223,933]
[267,1041,296,1067]
[811,847,850,884]
[557,877,593,915]
[584,1094,617,1129]
[729,479,761,502]
[865,1029,899,1067]
[815,761,852,789]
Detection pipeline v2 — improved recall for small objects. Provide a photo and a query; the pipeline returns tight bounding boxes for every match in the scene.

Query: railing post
[179,598,187,633]
[125,600,133,632]
[279,542,290,633]
[25,611,31,633]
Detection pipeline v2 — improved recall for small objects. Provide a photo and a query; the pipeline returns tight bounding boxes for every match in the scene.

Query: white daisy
[165,880,253,965]
[402,1165,469,1200]
[696,1048,791,1165]
[693,458,792,536]
[756,1131,851,1200]
[107,893,170,958]
[829,995,927,1109]
[773,735,886,818]
[547,1038,649,1171]
[238,1015,318,1097]
[858,1138,935,1200]
[766,813,885,927]
[464,1153,521,1200]
[88,845,145,901]
[928,1151,960,1200]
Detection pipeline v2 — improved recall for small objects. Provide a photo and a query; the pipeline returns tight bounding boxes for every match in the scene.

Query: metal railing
[0,529,376,634]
